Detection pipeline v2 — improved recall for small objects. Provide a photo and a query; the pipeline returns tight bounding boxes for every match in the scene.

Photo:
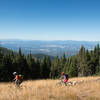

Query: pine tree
[40,56,51,78]
[50,56,59,78]
[14,48,29,79]
[67,56,78,77]
[0,48,4,69]
[59,53,66,74]
[89,50,96,75]
[78,45,85,76]
[27,53,40,79]
[35,58,41,78]
[0,49,6,81]
[94,44,100,74]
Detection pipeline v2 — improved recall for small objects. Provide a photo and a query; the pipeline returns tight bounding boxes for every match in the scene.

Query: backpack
[65,74,68,80]
[19,74,23,80]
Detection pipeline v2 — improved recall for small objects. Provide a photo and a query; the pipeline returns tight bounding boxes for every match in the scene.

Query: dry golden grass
[0,76,100,100]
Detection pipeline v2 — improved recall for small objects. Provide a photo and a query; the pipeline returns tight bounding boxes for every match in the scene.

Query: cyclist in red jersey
[13,72,23,87]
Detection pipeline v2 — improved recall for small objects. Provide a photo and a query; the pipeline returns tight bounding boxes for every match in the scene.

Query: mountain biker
[13,72,23,87]
[60,72,69,85]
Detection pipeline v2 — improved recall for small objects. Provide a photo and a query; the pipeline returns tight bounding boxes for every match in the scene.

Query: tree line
[0,44,100,82]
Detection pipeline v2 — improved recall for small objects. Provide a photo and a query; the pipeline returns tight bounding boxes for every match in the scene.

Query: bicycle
[13,79,23,87]
[56,79,77,86]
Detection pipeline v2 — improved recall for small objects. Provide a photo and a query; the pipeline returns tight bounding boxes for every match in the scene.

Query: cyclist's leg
[19,80,23,86]
[15,80,20,87]
[64,79,68,86]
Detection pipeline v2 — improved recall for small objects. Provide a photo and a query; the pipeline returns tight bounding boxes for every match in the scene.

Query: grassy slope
[0,77,100,100]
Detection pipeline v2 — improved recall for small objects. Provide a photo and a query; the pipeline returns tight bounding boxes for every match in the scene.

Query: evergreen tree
[35,59,41,78]
[3,54,13,81]
[0,49,6,81]
[50,56,59,78]
[59,53,66,74]
[40,56,51,78]
[89,50,96,75]
[94,44,100,74]
[14,48,29,79]
[67,56,78,77]
[0,48,4,69]
[78,45,85,76]
[27,53,40,79]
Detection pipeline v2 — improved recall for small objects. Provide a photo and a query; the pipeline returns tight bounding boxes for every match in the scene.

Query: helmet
[13,72,18,75]
[61,72,64,75]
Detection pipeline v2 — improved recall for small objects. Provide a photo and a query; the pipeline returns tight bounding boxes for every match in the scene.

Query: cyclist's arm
[59,76,63,80]
[13,78,16,81]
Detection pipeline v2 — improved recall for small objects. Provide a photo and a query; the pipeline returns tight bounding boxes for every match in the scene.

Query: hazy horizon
[0,38,100,42]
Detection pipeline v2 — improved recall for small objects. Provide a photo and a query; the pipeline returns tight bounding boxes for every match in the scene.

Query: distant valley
[0,40,100,57]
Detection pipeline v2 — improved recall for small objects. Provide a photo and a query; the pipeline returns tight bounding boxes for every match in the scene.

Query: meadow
[0,77,100,100]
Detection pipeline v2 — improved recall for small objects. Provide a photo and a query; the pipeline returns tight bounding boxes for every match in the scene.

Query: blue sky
[0,0,100,41]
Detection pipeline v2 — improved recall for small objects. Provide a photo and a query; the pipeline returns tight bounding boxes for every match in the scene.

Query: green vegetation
[0,44,100,81]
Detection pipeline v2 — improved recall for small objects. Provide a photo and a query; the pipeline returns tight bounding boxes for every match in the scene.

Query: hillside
[0,46,53,60]
[32,53,54,60]
[0,77,100,100]
[0,46,16,55]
